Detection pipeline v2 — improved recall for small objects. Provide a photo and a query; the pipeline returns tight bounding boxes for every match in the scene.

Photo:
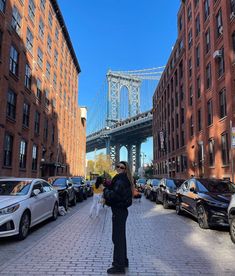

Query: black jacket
[103,173,132,208]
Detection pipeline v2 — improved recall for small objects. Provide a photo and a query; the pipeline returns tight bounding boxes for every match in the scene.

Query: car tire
[163,196,169,209]
[230,217,235,244]
[156,193,161,204]
[63,195,69,211]
[51,202,58,221]
[175,198,183,215]
[197,204,209,229]
[17,211,30,240]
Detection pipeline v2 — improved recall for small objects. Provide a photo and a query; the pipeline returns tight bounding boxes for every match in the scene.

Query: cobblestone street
[0,197,235,276]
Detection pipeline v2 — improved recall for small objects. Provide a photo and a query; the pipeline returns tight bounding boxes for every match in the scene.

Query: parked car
[49,177,76,210]
[71,176,87,201]
[176,178,235,229]
[145,179,160,201]
[136,178,146,192]
[85,180,94,197]
[156,178,184,208]
[228,194,235,243]
[0,178,58,240]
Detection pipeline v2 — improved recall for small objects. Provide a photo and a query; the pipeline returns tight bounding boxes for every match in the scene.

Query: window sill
[22,125,29,131]
[19,168,26,172]
[219,116,227,123]
[2,166,12,169]
[6,116,16,124]
[9,72,19,82]
[221,165,229,168]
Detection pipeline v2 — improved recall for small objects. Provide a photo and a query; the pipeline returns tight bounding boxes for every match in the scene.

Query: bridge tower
[105,71,143,172]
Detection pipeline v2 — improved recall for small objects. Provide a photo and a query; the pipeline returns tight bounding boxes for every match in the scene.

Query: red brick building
[153,0,235,180]
[0,0,86,178]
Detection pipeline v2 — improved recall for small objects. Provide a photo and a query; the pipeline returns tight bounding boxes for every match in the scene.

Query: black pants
[111,207,128,268]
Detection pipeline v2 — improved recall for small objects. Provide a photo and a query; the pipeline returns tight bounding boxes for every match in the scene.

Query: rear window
[52,178,67,186]
[152,179,160,186]
[71,177,82,184]
[0,180,31,196]
[137,179,146,184]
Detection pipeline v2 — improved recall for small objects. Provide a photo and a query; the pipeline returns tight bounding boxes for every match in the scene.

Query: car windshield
[52,178,67,186]
[0,180,31,196]
[152,179,160,186]
[137,179,146,184]
[167,179,184,188]
[71,177,82,184]
[197,179,235,193]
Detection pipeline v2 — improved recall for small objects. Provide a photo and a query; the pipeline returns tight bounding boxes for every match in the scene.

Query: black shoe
[107,266,125,274]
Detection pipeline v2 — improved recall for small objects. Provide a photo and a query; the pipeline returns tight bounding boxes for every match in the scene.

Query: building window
[219,89,227,118]
[198,108,202,131]
[190,115,194,136]
[19,140,27,169]
[23,102,30,127]
[188,58,192,77]
[231,0,235,13]
[197,76,201,98]
[46,61,51,79]
[7,89,16,119]
[25,64,32,89]
[205,28,211,53]
[26,28,33,54]
[195,14,200,36]
[204,0,210,20]
[189,86,193,106]
[3,133,13,167]
[37,47,43,69]
[221,132,229,165]
[39,18,44,39]
[11,6,22,35]
[187,4,192,22]
[45,89,50,106]
[36,79,42,100]
[53,73,57,88]
[208,138,215,167]
[43,118,48,141]
[178,16,183,31]
[181,130,185,146]
[207,99,213,126]
[32,145,38,170]
[206,62,211,89]
[40,0,45,11]
[9,45,19,76]
[52,125,55,143]
[181,107,184,124]
[216,9,223,37]
[233,32,235,53]
[55,27,59,41]
[194,0,199,7]
[47,35,52,54]
[0,0,6,13]
[196,45,200,67]
[54,49,58,66]
[218,47,225,77]
[28,0,35,22]
[48,11,53,28]
[188,29,193,48]
[34,111,40,135]
[0,30,2,58]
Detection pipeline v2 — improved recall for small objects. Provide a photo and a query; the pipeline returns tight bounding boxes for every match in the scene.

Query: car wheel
[163,196,169,209]
[230,217,235,244]
[51,202,58,221]
[83,193,87,200]
[175,198,183,215]
[150,193,153,201]
[71,193,77,206]
[197,204,209,229]
[63,195,69,211]
[18,211,30,240]
[156,193,161,204]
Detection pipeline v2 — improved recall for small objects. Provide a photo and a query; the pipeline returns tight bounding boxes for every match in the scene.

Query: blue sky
[57,0,181,163]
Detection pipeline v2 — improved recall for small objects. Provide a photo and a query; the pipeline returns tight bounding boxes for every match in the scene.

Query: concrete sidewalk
[0,197,235,275]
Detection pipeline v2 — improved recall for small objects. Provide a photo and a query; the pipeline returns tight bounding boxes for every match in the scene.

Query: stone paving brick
[0,197,235,275]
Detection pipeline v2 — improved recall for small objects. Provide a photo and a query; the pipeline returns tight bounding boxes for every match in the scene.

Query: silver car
[0,178,58,240]
[228,194,235,243]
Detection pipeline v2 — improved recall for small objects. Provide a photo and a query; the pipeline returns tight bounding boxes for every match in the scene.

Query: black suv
[49,177,76,210]
[71,176,87,201]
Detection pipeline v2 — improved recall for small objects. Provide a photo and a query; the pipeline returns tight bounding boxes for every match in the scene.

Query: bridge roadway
[86,110,153,153]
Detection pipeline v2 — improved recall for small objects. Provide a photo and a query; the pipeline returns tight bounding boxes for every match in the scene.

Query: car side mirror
[160,184,164,188]
[32,189,41,196]
[190,187,196,192]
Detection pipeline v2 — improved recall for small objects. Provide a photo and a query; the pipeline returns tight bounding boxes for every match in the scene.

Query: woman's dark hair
[95,176,103,189]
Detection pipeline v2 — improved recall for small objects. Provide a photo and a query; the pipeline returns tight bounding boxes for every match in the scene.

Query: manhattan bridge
[86,67,164,173]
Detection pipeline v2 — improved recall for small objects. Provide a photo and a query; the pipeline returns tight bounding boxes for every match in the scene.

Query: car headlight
[0,203,20,215]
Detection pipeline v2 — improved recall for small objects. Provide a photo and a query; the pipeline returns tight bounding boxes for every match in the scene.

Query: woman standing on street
[89,176,104,218]
[103,161,133,274]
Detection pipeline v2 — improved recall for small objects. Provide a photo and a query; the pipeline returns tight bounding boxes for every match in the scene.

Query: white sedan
[0,178,59,240]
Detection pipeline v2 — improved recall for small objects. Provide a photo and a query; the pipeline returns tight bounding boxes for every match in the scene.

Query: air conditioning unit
[213,50,222,59]
[230,11,235,20]
[219,26,223,35]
